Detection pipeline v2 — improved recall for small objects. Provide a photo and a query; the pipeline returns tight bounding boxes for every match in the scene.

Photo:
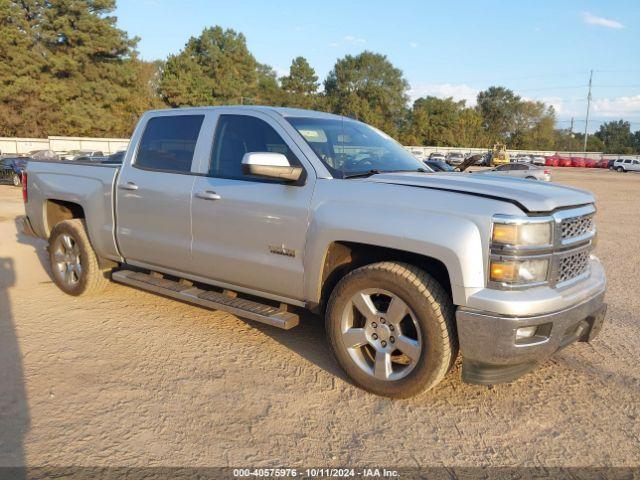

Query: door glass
[135,115,204,173]
[210,115,300,181]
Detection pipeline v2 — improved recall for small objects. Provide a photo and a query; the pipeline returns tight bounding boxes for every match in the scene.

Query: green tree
[159,26,258,107]
[0,0,158,137]
[594,120,635,154]
[400,96,485,147]
[476,86,521,144]
[510,101,556,150]
[280,56,319,108]
[0,0,48,136]
[253,63,286,105]
[632,130,640,154]
[324,51,409,135]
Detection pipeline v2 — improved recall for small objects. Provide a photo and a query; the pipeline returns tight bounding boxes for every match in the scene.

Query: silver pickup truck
[22,106,607,397]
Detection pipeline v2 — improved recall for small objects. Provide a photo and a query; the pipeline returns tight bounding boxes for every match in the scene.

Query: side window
[496,165,510,171]
[210,114,301,181]
[634,160,639,165]
[624,159,631,164]
[135,115,204,173]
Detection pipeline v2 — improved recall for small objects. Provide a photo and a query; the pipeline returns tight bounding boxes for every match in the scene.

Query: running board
[111,270,299,330]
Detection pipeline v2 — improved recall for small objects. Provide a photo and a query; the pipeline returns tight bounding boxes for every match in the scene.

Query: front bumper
[456,290,606,385]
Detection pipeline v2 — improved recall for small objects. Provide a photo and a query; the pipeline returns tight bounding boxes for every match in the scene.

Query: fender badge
[269,244,296,258]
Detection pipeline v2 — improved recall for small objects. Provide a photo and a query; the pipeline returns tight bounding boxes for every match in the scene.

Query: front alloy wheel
[326,261,457,397]
[340,289,422,381]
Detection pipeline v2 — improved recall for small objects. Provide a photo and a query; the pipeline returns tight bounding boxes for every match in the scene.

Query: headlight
[492,220,552,247]
[489,258,549,285]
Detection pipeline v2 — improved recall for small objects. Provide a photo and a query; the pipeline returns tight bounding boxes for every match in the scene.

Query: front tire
[326,262,457,398]
[617,166,625,172]
[48,219,110,296]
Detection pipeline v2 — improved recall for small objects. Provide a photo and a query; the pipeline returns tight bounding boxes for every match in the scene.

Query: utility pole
[569,117,574,134]
[583,70,593,152]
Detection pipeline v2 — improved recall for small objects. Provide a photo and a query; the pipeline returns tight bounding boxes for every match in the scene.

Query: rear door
[190,111,315,301]
[116,113,207,272]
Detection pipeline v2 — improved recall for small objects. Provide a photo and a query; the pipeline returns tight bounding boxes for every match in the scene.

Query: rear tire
[325,261,457,398]
[48,219,110,296]
[12,173,21,186]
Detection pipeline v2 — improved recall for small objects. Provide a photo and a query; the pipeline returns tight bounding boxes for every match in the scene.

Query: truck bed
[24,159,122,262]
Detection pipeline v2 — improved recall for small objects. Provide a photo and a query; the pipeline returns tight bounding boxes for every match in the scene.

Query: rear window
[136,115,204,173]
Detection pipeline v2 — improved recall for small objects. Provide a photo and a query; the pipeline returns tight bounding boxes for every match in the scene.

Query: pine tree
[0,0,160,137]
[280,56,319,108]
[159,26,259,107]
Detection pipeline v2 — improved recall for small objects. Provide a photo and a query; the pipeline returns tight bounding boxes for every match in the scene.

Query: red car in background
[558,157,573,167]
[571,157,586,167]
[584,158,598,168]
[597,159,609,168]
[545,156,560,167]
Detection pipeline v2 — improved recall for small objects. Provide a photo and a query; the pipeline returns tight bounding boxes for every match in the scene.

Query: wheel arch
[314,241,453,314]
[45,199,85,235]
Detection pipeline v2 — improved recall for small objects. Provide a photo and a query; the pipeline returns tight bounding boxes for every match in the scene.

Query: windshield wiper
[343,167,427,179]
[342,169,382,179]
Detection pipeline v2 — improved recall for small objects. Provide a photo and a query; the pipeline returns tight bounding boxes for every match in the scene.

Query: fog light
[516,326,538,341]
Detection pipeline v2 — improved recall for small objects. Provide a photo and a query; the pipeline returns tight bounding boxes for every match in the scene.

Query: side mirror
[241,152,303,182]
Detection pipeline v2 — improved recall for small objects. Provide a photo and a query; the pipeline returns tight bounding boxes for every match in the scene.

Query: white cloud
[328,42,340,48]
[582,12,624,29]
[343,35,366,44]
[408,83,479,105]
[409,42,418,48]
[593,94,640,117]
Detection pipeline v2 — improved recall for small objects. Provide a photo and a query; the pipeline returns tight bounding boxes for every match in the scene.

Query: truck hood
[365,172,594,213]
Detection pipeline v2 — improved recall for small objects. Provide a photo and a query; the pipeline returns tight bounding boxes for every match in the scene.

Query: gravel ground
[0,168,638,470]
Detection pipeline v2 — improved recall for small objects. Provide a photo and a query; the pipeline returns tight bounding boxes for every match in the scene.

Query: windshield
[287,117,424,178]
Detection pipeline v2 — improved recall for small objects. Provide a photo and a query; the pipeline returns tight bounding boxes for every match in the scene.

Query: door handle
[195,190,222,201]
[119,182,138,191]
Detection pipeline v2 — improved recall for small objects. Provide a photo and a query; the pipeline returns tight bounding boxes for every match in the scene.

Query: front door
[116,113,205,271]
[191,113,315,300]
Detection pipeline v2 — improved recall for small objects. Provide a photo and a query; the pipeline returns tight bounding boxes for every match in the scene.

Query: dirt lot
[0,168,638,470]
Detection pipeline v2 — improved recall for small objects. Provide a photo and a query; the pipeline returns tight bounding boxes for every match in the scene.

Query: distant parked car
[584,158,598,168]
[1,157,28,186]
[558,157,573,167]
[105,151,126,163]
[29,149,58,160]
[424,159,455,172]
[613,158,640,172]
[428,152,446,162]
[446,152,465,166]
[62,150,104,161]
[571,157,586,168]
[515,155,532,163]
[531,156,546,166]
[474,163,551,181]
[545,156,560,167]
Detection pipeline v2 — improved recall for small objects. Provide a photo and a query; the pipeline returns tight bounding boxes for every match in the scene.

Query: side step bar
[111,269,299,330]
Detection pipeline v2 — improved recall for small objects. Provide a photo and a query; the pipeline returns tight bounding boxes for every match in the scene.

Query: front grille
[557,249,590,284]
[560,214,594,241]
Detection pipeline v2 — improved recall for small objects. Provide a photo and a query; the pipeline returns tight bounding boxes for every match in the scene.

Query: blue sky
[115,0,640,132]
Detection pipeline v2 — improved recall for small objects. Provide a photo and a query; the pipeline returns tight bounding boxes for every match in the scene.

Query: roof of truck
[147,105,344,120]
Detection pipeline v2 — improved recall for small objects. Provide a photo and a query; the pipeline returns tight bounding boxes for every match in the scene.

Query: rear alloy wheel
[49,219,110,296]
[12,173,21,186]
[326,261,457,397]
